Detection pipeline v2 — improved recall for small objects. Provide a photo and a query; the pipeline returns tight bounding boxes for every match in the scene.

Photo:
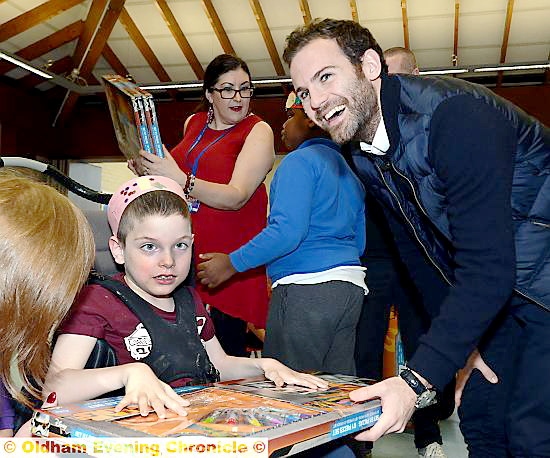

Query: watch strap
[399,368,427,396]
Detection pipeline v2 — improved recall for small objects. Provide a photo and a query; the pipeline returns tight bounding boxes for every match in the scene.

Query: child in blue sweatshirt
[198,93,367,376]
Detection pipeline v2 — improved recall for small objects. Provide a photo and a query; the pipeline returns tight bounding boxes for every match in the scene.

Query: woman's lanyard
[184,122,235,213]
[185,123,235,176]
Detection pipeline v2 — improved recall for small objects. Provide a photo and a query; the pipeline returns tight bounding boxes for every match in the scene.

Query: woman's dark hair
[283,18,388,74]
[196,54,252,112]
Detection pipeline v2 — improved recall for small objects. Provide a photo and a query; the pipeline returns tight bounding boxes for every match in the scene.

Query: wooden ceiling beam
[349,0,359,23]
[248,0,285,75]
[201,0,235,55]
[54,0,126,126]
[453,0,460,66]
[497,0,515,86]
[73,0,125,78]
[0,0,85,42]
[73,0,109,65]
[154,0,204,79]
[401,0,410,50]
[297,0,312,24]
[0,20,83,75]
[102,43,130,78]
[118,7,172,83]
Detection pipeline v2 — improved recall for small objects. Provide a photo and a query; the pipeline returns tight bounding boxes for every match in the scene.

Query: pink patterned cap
[108,175,186,236]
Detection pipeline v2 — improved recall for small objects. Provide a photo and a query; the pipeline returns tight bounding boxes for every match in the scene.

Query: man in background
[384,46,420,75]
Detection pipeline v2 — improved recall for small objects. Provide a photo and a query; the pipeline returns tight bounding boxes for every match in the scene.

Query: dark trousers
[354,257,455,449]
[459,299,550,458]
[263,281,364,375]
[355,198,455,451]
[208,306,250,357]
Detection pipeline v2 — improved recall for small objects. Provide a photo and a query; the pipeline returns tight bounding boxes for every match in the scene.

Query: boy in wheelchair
[45,176,327,419]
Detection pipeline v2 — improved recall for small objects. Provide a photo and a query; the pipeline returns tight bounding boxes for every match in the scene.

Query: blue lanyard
[185,123,234,175]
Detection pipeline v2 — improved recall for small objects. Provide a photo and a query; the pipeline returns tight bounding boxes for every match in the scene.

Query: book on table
[101,74,164,160]
[30,374,381,457]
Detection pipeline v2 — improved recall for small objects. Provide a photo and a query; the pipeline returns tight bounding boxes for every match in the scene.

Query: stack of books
[102,74,164,160]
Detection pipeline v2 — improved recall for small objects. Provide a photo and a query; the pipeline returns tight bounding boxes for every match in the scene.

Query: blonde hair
[383,46,418,74]
[0,174,95,404]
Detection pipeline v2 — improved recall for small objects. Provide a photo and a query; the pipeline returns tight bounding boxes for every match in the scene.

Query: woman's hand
[257,359,329,390]
[14,390,59,437]
[455,348,498,407]
[115,363,189,418]
[136,146,187,187]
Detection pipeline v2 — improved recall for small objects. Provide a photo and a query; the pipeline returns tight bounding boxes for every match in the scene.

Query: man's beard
[317,72,380,144]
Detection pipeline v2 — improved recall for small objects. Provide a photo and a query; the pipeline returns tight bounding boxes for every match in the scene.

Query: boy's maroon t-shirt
[58,273,215,387]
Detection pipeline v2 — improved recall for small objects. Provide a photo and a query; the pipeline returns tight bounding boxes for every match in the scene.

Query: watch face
[415,390,437,409]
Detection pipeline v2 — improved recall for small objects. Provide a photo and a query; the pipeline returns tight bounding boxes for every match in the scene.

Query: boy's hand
[259,359,329,390]
[115,363,189,418]
[197,253,237,288]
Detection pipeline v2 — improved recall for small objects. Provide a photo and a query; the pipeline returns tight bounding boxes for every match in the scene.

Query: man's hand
[350,377,417,442]
[455,348,498,406]
[197,253,237,288]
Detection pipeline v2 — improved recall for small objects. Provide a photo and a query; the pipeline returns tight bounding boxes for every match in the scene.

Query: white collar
[359,113,389,156]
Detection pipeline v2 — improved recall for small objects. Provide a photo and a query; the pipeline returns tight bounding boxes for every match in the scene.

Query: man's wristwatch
[399,368,437,409]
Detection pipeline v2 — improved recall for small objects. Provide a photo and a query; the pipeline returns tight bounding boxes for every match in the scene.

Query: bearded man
[283,18,550,458]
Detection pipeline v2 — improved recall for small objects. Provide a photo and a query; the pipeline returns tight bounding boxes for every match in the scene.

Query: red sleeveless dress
[171,112,269,328]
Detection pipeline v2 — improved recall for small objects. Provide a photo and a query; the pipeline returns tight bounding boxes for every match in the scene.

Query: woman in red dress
[136,55,274,356]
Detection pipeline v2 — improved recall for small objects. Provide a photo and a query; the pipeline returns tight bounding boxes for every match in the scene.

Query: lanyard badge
[184,123,235,213]
[188,197,200,213]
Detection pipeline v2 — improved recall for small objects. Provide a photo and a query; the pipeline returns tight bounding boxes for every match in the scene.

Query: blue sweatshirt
[230,138,366,282]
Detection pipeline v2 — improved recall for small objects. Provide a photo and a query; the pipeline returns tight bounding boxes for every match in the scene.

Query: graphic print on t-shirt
[124,323,152,360]
[196,316,206,341]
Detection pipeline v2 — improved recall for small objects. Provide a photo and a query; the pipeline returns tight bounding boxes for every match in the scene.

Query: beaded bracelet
[184,173,196,198]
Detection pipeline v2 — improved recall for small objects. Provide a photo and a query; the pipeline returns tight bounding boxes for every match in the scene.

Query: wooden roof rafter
[201,0,235,55]
[297,0,312,24]
[248,0,285,75]
[453,0,460,66]
[72,0,109,66]
[349,0,359,23]
[0,0,85,42]
[0,20,83,75]
[497,0,515,86]
[118,7,172,84]
[54,0,126,126]
[154,0,204,79]
[400,0,410,50]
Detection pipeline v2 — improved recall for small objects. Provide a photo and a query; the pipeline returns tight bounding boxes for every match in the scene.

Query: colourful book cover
[101,75,144,160]
[135,97,153,155]
[31,375,381,457]
[101,74,163,159]
[142,95,164,158]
